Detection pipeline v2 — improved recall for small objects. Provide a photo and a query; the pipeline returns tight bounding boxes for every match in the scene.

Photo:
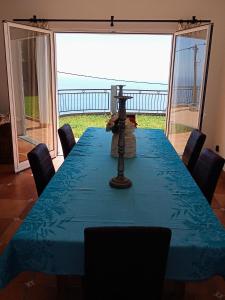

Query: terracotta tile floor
[18,118,54,163]
[0,159,225,299]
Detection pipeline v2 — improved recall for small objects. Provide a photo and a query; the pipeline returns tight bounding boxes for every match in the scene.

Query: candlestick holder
[109,88,133,189]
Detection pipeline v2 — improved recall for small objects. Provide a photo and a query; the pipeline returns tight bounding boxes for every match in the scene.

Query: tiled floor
[0,159,225,299]
[18,119,54,162]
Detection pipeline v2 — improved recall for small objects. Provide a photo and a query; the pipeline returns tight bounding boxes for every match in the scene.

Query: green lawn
[172,123,194,134]
[23,97,167,136]
[59,114,166,138]
[24,96,39,119]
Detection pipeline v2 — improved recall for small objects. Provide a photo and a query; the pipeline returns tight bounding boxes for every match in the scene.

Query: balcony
[58,87,200,138]
[58,88,168,115]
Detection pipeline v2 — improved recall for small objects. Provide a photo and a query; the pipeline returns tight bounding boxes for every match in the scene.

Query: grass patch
[172,123,194,134]
[59,114,166,138]
[25,96,39,119]
[136,115,166,130]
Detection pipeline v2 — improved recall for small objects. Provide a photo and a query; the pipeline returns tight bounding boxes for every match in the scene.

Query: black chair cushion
[58,124,76,158]
[84,226,172,300]
[182,129,206,173]
[27,143,55,196]
[192,148,225,204]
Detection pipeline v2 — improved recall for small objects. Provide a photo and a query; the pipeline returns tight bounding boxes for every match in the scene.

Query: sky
[56,33,172,85]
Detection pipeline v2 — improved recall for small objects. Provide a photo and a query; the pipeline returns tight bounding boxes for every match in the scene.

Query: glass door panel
[4,22,57,172]
[167,24,213,154]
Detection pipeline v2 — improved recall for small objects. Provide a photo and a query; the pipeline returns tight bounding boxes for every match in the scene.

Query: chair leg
[57,275,84,300]
[163,280,186,300]
[57,275,68,300]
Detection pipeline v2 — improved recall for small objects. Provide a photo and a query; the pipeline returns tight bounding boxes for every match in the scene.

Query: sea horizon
[57,73,169,91]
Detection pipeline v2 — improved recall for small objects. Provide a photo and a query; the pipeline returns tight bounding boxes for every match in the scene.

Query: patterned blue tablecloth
[1,128,225,287]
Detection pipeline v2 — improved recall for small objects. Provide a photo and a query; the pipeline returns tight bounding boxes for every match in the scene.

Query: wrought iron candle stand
[109,87,133,189]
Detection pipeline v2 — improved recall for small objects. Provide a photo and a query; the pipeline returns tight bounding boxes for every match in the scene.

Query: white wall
[1,0,225,154]
[214,54,225,156]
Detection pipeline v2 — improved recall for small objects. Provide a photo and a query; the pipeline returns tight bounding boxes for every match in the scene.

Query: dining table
[1,127,225,287]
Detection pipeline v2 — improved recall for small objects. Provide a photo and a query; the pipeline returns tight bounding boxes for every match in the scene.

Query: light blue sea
[57,73,169,114]
[57,73,168,91]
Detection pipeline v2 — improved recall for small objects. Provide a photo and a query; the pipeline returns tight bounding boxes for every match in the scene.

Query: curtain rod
[13,15,211,27]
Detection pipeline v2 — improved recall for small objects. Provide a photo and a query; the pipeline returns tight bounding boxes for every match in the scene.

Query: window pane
[168,29,208,154]
[9,27,54,163]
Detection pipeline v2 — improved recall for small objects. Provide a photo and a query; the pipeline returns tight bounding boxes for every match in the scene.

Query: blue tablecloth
[1,128,225,287]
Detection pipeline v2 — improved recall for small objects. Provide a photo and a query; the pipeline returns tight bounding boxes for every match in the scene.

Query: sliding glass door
[166,24,213,154]
[4,22,57,172]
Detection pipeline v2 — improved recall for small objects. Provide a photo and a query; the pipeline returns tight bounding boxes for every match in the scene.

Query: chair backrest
[192,148,225,204]
[84,226,172,300]
[27,143,55,196]
[182,129,206,173]
[58,124,76,158]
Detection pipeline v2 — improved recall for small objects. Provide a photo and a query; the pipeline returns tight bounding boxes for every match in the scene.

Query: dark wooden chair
[58,124,76,159]
[27,143,55,196]
[84,226,172,300]
[0,123,13,164]
[182,129,206,173]
[192,148,225,204]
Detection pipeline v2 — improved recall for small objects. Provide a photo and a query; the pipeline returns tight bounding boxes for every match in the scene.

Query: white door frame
[4,21,58,172]
[166,23,213,137]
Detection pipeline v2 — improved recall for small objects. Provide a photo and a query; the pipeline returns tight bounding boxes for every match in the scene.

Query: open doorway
[4,22,57,173]
[55,33,172,138]
[167,24,213,154]
[4,25,212,172]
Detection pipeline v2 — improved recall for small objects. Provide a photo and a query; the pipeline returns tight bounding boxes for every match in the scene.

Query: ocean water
[57,73,168,114]
[57,73,168,91]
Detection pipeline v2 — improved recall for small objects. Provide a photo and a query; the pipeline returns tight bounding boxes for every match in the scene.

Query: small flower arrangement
[106,113,137,158]
[106,113,137,134]
[106,113,119,133]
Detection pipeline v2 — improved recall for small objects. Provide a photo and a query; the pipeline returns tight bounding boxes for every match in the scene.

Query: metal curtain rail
[13,15,211,26]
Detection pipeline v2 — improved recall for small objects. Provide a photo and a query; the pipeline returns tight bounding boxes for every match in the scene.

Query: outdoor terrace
[57,87,167,137]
